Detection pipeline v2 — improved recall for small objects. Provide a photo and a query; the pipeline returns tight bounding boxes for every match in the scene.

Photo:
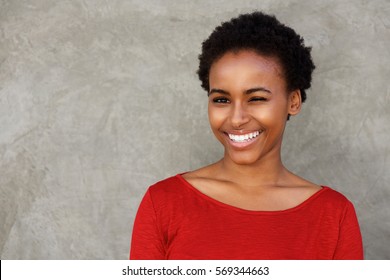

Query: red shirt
[130,174,363,259]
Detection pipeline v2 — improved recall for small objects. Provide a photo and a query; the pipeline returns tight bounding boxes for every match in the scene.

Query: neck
[217,147,289,188]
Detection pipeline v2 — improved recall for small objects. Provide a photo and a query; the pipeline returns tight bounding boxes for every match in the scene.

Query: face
[208,50,301,166]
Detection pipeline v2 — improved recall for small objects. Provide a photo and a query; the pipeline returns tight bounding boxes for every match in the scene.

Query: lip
[223,130,263,149]
[224,130,260,135]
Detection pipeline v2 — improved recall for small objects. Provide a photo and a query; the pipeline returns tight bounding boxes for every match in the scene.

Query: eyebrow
[208,87,272,96]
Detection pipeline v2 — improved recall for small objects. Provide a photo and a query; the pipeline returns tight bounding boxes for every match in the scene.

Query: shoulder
[143,174,199,219]
[321,187,350,203]
[314,186,355,213]
[147,174,191,202]
[286,166,345,203]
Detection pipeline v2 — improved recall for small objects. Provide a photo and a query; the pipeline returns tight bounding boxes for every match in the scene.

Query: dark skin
[183,50,321,211]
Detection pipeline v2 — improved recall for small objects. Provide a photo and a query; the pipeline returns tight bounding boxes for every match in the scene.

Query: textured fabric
[130,174,363,260]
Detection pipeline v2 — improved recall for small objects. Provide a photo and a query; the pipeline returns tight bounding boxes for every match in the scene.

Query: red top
[130,174,363,260]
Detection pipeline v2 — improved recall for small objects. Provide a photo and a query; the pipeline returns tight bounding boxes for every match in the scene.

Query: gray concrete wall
[0,0,389,259]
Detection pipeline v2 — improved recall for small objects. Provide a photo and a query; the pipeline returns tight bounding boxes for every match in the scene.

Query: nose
[230,103,250,128]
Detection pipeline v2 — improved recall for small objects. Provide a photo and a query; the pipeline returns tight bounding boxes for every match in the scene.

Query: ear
[287,89,302,116]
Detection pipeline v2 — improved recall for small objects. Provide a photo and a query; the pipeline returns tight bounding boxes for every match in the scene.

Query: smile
[227,130,262,142]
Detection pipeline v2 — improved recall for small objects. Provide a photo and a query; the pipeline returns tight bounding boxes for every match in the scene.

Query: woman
[130,11,363,260]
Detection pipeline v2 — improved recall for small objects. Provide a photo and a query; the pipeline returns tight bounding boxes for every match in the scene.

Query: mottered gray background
[0,0,389,259]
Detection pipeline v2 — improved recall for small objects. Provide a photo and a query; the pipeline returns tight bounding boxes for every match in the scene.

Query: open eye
[212,97,230,104]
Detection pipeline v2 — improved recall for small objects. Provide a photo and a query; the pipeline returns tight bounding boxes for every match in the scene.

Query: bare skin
[182,50,321,211]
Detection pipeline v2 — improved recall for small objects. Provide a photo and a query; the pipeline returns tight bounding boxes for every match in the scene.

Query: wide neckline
[176,173,329,215]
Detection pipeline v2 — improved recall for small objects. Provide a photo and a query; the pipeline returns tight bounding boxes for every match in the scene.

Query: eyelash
[212,97,267,103]
[212,97,230,103]
[249,97,267,102]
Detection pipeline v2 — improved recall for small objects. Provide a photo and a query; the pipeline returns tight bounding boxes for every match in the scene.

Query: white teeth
[228,131,261,142]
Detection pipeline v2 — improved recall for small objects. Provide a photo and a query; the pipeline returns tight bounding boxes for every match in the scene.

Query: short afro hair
[197,11,315,102]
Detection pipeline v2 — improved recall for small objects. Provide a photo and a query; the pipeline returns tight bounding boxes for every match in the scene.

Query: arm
[130,189,166,259]
[333,201,364,259]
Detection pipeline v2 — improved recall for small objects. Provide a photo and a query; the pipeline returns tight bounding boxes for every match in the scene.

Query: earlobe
[288,90,302,116]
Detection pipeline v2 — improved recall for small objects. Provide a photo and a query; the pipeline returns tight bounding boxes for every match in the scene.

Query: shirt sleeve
[333,201,364,259]
[130,189,166,260]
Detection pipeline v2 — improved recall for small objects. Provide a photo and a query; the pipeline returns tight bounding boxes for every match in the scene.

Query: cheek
[251,102,288,125]
[208,107,225,129]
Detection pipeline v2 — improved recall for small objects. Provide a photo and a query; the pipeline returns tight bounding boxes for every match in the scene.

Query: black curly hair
[197,11,315,103]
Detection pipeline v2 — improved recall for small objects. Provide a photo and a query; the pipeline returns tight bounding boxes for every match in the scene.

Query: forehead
[209,50,286,87]
[211,50,283,76]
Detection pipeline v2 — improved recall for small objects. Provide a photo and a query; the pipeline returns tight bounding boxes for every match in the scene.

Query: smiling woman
[130,11,363,260]
[207,51,300,166]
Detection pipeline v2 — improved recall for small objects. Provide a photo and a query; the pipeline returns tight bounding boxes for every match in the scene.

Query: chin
[226,151,261,166]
